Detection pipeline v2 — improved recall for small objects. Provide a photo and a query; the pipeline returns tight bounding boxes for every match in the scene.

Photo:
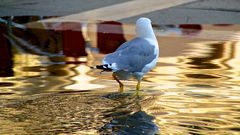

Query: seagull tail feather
[91,64,113,71]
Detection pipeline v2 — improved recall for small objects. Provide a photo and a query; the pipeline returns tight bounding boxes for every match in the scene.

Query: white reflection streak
[156,28,240,41]
[225,41,240,81]
[64,65,105,90]
[232,32,240,41]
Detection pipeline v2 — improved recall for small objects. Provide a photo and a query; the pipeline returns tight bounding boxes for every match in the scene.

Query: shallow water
[0,17,240,134]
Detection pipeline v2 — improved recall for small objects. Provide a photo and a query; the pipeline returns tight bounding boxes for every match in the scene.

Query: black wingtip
[95,64,113,71]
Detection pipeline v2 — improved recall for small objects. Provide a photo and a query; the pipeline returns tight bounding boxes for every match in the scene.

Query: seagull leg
[112,73,124,93]
[136,80,141,91]
[135,80,141,97]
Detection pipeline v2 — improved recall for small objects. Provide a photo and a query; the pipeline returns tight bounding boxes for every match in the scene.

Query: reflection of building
[54,22,87,57]
[97,21,126,54]
[179,24,202,36]
[177,40,240,87]
[185,41,225,70]
[150,24,240,89]
[221,41,240,82]
[0,24,13,77]
[9,20,87,58]
[0,17,132,94]
[25,20,127,56]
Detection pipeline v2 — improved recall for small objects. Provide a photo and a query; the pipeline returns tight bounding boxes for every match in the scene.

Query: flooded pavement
[0,16,240,134]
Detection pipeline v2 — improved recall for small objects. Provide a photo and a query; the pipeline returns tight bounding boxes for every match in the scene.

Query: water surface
[0,17,240,134]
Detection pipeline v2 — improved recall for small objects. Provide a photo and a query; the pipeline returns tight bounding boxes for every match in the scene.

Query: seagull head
[135,17,156,40]
[136,17,152,24]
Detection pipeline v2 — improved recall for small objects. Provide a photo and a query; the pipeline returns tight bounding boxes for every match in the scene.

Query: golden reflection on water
[1,21,240,134]
[64,64,105,90]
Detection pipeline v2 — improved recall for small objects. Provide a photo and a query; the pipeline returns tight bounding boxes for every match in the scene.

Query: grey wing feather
[103,38,156,72]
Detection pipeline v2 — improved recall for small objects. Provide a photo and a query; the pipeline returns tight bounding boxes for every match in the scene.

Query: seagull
[95,17,159,93]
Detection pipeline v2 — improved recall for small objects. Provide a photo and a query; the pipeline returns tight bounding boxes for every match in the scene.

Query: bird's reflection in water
[100,93,160,135]
[101,111,159,135]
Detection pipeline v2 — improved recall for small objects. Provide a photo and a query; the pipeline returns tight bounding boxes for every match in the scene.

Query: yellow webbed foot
[118,84,124,93]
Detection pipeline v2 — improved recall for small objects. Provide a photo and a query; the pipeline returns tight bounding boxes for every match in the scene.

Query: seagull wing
[103,38,157,72]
